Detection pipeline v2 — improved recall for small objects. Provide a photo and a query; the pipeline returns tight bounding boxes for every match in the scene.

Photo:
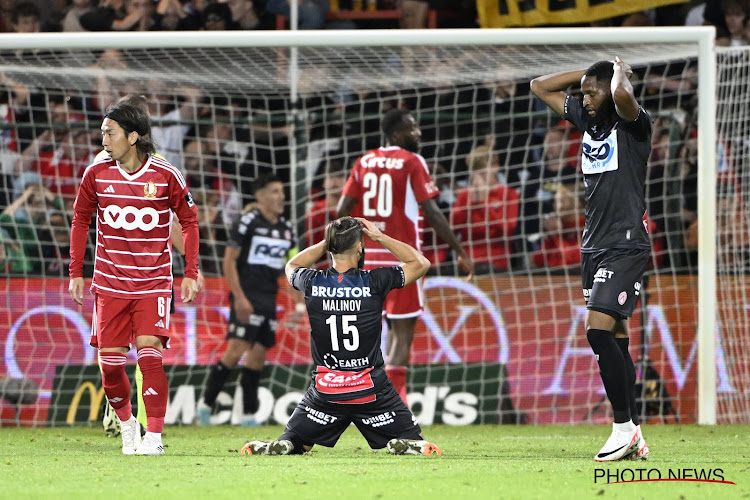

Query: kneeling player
[242,217,440,456]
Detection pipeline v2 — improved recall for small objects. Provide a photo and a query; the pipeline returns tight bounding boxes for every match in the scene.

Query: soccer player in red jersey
[336,109,474,404]
[68,102,200,456]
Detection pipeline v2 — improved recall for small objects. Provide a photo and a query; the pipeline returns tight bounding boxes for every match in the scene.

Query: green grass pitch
[1,424,748,499]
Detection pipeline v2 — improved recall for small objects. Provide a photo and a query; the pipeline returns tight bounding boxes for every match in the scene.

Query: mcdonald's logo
[66,382,106,425]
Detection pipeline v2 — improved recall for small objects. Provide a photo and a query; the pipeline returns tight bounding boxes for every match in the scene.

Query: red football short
[90,294,171,349]
[383,279,423,319]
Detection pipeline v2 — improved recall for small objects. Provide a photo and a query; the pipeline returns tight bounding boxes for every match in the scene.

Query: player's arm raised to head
[421,198,474,279]
[611,56,639,122]
[285,240,327,283]
[530,69,587,116]
[358,218,429,286]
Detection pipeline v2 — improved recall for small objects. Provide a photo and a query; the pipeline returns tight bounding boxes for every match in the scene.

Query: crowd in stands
[0,0,749,277]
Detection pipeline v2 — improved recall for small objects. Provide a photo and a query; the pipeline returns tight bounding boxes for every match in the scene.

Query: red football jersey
[342,146,439,267]
[69,155,199,299]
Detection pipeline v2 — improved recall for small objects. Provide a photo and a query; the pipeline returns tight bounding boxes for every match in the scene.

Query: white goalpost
[0,27,733,428]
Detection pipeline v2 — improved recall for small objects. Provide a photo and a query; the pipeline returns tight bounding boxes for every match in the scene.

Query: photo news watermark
[594,468,736,485]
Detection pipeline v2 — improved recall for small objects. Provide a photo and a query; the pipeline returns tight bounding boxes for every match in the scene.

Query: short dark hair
[104,102,155,156]
[585,61,615,83]
[253,173,282,194]
[324,160,346,178]
[13,2,40,24]
[381,109,411,140]
[325,217,362,255]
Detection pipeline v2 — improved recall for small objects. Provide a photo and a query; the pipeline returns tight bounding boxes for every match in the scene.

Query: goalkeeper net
[0,29,745,427]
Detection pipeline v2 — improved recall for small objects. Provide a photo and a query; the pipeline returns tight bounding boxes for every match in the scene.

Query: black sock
[240,368,262,414]
[202,362,232,407]
[616,337,640,427]
[586,329,631,423]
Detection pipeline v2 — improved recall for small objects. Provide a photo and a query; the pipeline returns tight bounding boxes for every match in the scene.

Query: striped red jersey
[342,146,439,267]
[69,155,199,299]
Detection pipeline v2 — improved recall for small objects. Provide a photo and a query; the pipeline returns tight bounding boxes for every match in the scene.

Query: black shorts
[280,384,422,450]
[226,307,277,348]
[581,248,650,319]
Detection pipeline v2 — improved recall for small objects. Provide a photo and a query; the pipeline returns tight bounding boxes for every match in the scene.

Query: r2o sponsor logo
[103,205,159,231]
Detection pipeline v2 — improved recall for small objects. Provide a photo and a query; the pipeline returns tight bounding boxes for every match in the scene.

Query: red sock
[100,352,132,422]
[386,365,408,405]
[137,347,168,433]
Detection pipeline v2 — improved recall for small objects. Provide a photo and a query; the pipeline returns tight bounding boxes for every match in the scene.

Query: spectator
[422,162,453,271]
[16,128,96,203]
[451,144,520,273]
[222,0,258,29]
[145,83,202,173]
[62,0,96,31]
[532,183,584,269]
[182,121,242,227]
[0,0,16,32]
[79,0,151,31]
[200,1,237,29]
[0,72,34,207]
[10,1,40,32]
[154,0,185,30]
[37,208,71,277]
[523,127,579,246]
[685,179,750,272]
[266,0,328,29]
[717,0,749,46]
[0,184,64,274]
[176,0,209,29]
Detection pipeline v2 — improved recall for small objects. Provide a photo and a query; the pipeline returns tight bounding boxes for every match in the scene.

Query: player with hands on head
[69,101,200,456]
[337,108,474,405]
[241,216,441,456]
[531,56,651,462]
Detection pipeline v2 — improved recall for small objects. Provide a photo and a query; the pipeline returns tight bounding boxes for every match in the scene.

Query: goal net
[0,29,744,428]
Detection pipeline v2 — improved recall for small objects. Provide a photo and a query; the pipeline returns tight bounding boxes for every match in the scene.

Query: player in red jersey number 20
[337,109,474,405]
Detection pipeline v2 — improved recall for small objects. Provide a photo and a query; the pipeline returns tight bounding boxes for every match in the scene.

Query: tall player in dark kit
[531,57,651,462]
[242,217,441,456]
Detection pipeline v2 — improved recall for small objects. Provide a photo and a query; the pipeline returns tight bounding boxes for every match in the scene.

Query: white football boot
[120,416,141,455]
[136,432,165,456]
[595,423,640,462]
